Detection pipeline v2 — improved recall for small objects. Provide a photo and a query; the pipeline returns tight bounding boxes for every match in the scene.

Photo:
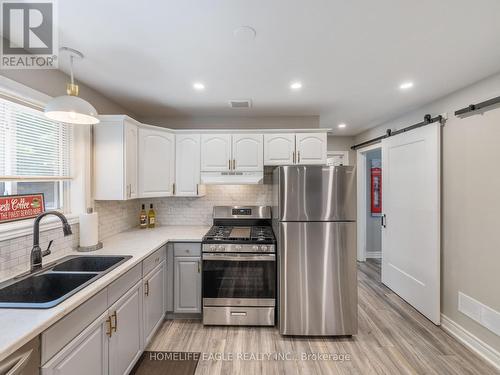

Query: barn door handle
[381,214,387,228]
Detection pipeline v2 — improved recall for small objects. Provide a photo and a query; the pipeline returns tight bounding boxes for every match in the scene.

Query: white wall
[0,70,134,115]
[327,136,356,165]
[356,71,500,354]
[142,115,320,129]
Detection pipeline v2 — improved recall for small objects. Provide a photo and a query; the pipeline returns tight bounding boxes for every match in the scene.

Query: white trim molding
[366,251,382,259]
[441,314,500,371]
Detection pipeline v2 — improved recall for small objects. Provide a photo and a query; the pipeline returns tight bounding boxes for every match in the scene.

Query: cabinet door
[109,282,143,375]
[263,133,296,165]
[200,134,231,171]
[295,133,327,165]
[41,312,109,375]
[143,262,165,345]
[124,121,138,199]
[175,134,201,196]
[174,256,201,313]
[232,134,263,171]
[138,128,175,197]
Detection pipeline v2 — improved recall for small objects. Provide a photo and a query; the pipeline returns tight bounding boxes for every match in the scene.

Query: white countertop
[0,225,209,362]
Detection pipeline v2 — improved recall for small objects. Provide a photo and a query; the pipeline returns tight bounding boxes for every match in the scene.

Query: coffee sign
[0,194,45,223]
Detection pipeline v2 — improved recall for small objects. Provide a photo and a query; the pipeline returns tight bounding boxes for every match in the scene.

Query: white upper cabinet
[138,127,175,198]
[175,134,203,196]
[295,133,327,165]
[264,134,296,165]
[125,124,138,199]
[94,116,139,200]
[201,134,232,171]
[232,134,263,171]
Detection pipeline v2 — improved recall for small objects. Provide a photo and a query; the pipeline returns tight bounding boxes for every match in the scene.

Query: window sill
[0,213,79,242]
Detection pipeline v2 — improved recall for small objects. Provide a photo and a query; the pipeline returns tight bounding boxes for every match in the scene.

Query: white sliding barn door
[381,123,441,324]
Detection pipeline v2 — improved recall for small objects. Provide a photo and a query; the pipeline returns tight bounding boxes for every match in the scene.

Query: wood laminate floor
[148,260,499,374]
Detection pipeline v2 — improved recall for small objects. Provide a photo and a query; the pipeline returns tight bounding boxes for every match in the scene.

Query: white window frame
[0,76,90,241]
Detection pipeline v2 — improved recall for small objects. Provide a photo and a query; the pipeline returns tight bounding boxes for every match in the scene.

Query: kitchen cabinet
[295,133,327,165]
[201,133,263,172]
[263,132,327,166]
[108,281,143,375]
[200,134,232,171]
[175,134,204,196]
[94,116,139,200]
[143,261,166,345]
[42,311,109,375]
[232,134,263,171]
[264,133,296,165]
[138,127,175,197]
[174,256,201,313]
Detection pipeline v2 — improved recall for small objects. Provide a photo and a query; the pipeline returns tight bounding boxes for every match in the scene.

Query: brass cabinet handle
[145,280,150,296]
[297,151,301,164]
[111,311,117,332]
[233,159,236,170]
[173,183,176,195]
[106,316,113,337]
[228,159,231,170]
[198,260,201,273]
[292,151,295,164]
[196,184,199,195]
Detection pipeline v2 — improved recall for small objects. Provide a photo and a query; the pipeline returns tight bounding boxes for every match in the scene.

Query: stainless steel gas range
[201,206,276,326]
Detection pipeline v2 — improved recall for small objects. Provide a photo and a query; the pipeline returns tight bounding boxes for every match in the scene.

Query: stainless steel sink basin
[0,272,98,309]
[0,255,131,309]
[52,256,128,272]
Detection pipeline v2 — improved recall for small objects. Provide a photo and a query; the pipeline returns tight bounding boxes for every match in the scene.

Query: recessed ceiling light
[193,82,205,91]
[290,81,302,90]
[338,123,347,129]
[399,81,414,90]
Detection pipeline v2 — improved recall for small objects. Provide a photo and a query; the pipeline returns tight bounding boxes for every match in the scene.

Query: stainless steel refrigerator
[272,165,357,336]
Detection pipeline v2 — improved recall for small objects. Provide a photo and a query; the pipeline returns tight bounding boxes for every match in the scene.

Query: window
[0,97,72,211]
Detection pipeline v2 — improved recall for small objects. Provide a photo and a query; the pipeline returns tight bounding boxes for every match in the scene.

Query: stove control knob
[260,245,268,252]
[235,245,242,251]
[217,245,225,251]
[209,245,216,251]
[252,245,259,252]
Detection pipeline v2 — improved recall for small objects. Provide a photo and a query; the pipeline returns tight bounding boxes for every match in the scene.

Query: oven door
[202,253,276,307]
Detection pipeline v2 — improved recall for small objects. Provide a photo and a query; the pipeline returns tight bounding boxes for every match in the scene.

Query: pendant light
[45,47,99,125]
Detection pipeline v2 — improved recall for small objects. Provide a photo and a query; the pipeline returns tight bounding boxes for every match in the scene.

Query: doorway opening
[356,144,382,264]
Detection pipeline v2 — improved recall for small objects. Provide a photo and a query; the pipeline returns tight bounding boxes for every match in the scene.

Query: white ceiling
[58,0,500,135]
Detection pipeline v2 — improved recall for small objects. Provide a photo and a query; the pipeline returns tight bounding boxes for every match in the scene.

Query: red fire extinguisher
[371,167,382,214]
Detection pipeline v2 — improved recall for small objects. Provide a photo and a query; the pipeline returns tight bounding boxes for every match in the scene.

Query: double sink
[0,255,131,309]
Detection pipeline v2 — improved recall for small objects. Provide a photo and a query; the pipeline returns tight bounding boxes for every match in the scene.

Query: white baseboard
[441,314,500,371]
[366,251,382,259]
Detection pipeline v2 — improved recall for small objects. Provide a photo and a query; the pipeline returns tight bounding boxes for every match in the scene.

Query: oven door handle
[202,254,275,261]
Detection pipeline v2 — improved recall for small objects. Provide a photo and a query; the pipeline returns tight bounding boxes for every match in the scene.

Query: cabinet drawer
[173,242,201,257]
[143,246,166,276]
[108,263,142,306]
[41,288,107,364]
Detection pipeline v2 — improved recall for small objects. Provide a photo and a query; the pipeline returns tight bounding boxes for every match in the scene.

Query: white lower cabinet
[174,256,201,313]
[42,311,109,375]
[109,282,143,375]
[143,261,166,345]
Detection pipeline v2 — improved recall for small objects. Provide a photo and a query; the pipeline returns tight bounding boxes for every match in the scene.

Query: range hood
[201,171,264,185]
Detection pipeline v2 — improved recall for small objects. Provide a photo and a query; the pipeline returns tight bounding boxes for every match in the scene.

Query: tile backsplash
[0,184,272,273]
[0,224,80,273]
[139,185,273,226]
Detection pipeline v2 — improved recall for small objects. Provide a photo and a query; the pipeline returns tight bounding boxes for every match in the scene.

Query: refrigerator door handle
[381,214,387,228]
